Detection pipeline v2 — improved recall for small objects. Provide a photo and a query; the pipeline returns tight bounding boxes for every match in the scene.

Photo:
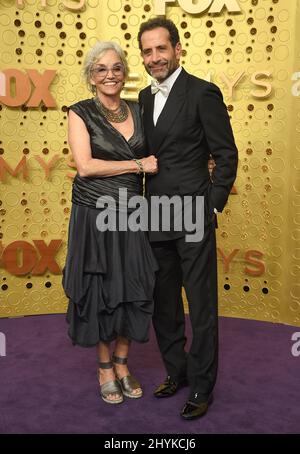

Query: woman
[62,41,158,404]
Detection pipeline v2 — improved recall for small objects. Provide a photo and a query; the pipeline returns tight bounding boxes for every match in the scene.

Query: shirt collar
[161,66,182,92]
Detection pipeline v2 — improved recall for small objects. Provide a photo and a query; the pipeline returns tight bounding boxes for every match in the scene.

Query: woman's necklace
[96,98,128,123]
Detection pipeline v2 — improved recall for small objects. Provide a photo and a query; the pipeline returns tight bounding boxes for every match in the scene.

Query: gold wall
[0,0,299,326]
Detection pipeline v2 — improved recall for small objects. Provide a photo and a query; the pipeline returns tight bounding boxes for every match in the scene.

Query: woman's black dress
[62,98,157,347]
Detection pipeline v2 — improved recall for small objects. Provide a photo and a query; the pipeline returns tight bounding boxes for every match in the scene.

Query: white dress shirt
[153,66,182,126]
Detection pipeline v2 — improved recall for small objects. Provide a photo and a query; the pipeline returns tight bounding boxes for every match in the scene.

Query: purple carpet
[0,314,299,434]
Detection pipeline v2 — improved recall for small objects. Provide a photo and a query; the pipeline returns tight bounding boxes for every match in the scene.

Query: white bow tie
[151,80,169,97]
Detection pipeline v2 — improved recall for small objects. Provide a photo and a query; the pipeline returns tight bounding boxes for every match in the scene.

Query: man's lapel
[153,68,188,154]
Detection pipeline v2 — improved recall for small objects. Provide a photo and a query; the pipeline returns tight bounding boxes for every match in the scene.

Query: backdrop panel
[0,0,299,326]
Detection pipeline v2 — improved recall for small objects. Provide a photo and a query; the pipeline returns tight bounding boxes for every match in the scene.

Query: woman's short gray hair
[83,41,129,93]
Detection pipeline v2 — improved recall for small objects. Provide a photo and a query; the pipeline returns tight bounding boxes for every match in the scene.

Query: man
[138,18,238,420]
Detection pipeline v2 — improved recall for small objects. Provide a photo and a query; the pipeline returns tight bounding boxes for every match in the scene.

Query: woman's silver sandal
[112,354,143,399]
[98,360,124,404]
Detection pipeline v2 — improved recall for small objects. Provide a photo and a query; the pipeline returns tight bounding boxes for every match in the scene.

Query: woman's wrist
[133,158,144,174]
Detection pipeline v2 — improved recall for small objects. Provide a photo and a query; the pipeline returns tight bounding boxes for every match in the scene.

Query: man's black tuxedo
[139,68,238,403]
[139,68,237,217]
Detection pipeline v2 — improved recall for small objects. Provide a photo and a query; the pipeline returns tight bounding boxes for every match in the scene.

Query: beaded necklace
[95,97,128,123]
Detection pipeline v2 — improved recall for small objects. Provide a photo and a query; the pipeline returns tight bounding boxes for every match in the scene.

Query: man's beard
[146,61,175,82]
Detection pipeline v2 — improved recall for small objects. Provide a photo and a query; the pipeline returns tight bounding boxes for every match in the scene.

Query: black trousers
[151,223,218,403]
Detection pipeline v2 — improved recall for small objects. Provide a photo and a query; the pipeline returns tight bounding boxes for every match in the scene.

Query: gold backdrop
[0,0,299,326]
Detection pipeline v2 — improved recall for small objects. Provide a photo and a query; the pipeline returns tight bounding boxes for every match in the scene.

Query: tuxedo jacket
[139,68,238,223]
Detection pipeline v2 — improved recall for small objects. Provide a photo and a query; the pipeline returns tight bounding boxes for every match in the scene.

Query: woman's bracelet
[133,158,144,174]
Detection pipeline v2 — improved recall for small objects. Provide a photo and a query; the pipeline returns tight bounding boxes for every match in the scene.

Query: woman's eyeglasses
[91,65,125,78]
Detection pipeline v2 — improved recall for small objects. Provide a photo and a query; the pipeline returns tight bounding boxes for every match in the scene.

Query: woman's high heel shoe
[112,354,143,399]
[97,360,124,404]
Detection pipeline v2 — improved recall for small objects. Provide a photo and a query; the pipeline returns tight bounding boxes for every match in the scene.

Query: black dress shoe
[154,376,186,398]
[180,394,213,420]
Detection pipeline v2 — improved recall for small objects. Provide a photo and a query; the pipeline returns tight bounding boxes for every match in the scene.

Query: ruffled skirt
[62,203,158,347]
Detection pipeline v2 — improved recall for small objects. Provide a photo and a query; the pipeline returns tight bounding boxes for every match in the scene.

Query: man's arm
[198,82,238,212]
[138,89,145,107]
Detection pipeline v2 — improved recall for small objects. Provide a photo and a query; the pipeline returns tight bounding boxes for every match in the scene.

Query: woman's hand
[139,155,158,174]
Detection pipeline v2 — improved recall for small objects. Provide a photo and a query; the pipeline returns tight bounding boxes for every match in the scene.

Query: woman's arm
[68,110,144,178]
